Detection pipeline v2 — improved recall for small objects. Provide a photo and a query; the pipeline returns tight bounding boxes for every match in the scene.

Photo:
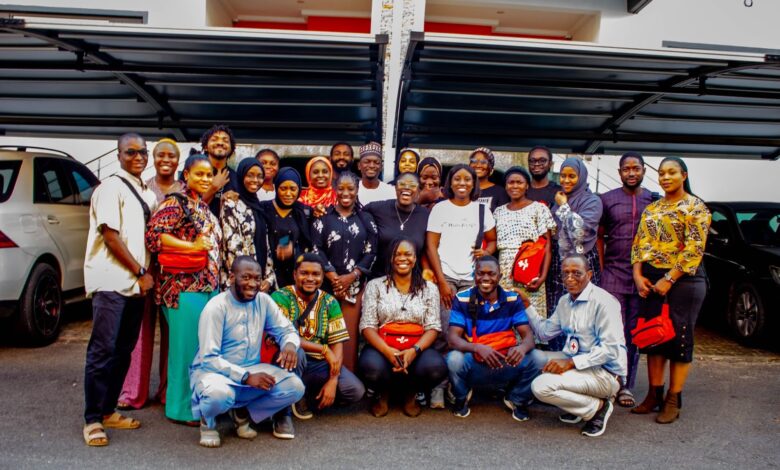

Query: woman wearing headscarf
[417,156,445,210]
[469,147,509,213]
[220,158,275,291]
[260,167,313,288]
[548,157,604,316]
[299,156,337,216]
[494,166,556,315]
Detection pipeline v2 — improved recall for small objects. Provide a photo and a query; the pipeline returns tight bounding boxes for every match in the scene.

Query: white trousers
[531,352,620,421]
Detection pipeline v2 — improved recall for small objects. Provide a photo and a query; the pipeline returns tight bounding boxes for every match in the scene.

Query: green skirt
[162,291,217,422]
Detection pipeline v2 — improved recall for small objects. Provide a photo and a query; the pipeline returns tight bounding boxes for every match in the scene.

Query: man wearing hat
[357,141,396,205]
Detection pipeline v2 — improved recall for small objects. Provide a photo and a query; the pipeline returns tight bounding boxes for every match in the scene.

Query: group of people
[81,125,711,448]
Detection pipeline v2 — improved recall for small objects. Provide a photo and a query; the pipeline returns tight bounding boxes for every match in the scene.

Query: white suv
[0,146,100,344]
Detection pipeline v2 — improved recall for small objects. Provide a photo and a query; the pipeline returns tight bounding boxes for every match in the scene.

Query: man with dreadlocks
[271,253,365,421]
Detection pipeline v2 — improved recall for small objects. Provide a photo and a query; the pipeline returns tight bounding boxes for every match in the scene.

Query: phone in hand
[278,235,290,246]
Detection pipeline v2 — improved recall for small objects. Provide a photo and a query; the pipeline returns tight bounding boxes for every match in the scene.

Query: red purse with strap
[379,322,425,350]
[631,303,675,349]
[512,236,547,285]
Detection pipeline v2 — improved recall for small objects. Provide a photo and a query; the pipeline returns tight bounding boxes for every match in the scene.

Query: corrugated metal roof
[396,32,780,160]
[0,19,386,144]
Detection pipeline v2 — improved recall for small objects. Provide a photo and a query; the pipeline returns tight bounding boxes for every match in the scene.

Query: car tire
[15,263,63,346]
[727,282,767,345]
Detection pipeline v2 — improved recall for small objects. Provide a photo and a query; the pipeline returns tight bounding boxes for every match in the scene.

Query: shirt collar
[568,282,595,304]
[472,286,508,306]
[117,168,147,190]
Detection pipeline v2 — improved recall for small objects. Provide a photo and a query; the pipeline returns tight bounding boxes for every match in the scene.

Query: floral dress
[145,190,222,309]
[494,201,556,315]
[311,207,378,299]
[220,198,275,290]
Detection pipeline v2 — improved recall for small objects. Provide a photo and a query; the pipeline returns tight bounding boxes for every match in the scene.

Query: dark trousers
[358,346,448,395]
[84,291,145,424]
[612,292,641,390]
[300,355,366,405]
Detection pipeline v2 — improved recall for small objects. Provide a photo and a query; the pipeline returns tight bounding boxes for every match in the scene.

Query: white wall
[8,0,208,28]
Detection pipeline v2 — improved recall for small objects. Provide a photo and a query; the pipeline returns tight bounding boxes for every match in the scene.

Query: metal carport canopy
[396,32,780,160]
[0,19,386,144]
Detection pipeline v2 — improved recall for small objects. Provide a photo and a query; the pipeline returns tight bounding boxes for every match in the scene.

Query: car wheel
[15,263,63,345]
[727,282,766,345]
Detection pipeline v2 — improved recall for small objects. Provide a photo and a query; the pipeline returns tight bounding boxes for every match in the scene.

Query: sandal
[199,425,221,448]
[116,402,132,411]
[617,388,636,408]
[103,412,141,429]
[83,422,108,447]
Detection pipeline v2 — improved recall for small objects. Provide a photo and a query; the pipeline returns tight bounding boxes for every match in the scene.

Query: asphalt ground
[0,305,778,470]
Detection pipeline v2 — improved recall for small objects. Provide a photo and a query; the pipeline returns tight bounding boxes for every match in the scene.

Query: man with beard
[357,141,396,205]
[528,254,627,438]
[190,256,304,447]
[271,253,365,420]
[201,124,240,216]
[446,256,542,422]
[329,142,355,179]
[525,146,561,209]
[597,152,657,408]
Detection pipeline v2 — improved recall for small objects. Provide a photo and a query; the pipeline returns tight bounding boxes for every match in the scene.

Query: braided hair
[384,237,426,299]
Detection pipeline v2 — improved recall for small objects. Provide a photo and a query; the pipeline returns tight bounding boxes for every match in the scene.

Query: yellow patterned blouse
[631,195,711,275]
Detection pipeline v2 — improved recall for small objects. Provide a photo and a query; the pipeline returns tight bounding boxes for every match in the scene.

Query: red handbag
[379,322,425,350]
[512,236,547,285]
[158,250,208,274]
[260,332,279,364]
[631,303,675,349]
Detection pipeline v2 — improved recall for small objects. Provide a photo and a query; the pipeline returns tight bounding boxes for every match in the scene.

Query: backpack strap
[475,203,485,249]
[467,289,479,342]
[115,176,151,224]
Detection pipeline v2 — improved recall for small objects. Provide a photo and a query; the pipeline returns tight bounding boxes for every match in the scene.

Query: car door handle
[46,215,60,225]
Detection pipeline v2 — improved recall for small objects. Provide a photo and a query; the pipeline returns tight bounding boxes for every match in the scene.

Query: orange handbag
[512,236,547,285]
[379,322,425,350]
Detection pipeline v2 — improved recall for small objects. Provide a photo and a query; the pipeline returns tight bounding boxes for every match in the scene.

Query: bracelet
[322,344,330,357]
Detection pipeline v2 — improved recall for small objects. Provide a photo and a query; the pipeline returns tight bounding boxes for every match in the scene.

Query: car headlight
[771,266,780,285]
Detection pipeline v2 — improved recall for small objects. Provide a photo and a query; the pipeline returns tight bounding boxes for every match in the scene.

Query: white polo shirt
[84,169,158,297]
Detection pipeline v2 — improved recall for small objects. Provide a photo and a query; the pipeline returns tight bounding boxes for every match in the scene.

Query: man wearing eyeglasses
[356,142,396,205]
[82,133,158,446]
[525,146,561,209]
[523,254,627,438]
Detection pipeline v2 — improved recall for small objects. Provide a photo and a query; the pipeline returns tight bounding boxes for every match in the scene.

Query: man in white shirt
[357,141,396,205]
[82,133,158,446]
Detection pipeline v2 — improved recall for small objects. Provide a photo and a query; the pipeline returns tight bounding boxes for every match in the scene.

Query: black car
[703,201,780,345]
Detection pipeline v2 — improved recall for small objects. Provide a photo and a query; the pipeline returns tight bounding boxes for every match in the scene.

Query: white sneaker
[230,410,257,439]
[430,387,445,409]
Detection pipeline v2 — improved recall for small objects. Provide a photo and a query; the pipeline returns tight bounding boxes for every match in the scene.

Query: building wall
[9,0,208,27]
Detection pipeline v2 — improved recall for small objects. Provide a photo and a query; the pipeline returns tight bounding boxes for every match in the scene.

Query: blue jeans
[446,349,543,406]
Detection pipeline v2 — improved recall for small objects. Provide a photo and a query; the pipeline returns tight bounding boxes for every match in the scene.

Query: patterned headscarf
[469,147,495,170]
[299,156,336,208]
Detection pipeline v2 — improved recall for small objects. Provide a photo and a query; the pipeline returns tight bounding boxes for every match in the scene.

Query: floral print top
[631,195,711,276]
[220,197,275,290]
[145,190,221,308]
[312,207,378,299]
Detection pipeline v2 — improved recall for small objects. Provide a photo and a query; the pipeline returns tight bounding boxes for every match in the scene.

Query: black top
[208,166,240,217]
[478,184,510,212]
[312,207,378,277]
[260,200,312,288]
[527,181,561,209]
[363,199,430,279]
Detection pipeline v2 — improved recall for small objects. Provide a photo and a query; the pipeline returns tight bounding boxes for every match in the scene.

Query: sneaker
[559,413,582,424]
[199,424,221,448]
[272,415,295,439]
[292,399,313,420]
[430,387,446,409]
[415,392,428,407]
[230,409,257,439]
[503,398,530,422]
[452,398,471,418]
[581,400,614,437]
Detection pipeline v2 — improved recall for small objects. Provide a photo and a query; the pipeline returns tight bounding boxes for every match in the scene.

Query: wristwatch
[663,272,675,284]
[137,266,147,278]
[412,344,422,355]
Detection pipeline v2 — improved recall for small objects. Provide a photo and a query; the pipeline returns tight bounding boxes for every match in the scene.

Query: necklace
[395,203,414,231]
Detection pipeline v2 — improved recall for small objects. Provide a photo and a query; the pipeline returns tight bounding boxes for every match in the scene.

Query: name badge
[565,334,580,355]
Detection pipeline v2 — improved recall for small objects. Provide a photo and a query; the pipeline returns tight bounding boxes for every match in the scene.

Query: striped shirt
[449,287,529,342]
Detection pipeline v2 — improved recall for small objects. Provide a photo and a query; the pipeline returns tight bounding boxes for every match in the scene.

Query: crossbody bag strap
[475,203,485,249]
[296,290,321,328]
[115,175,151,224]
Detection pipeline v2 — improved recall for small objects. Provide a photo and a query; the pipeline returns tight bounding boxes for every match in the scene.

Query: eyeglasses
[528,158,549,166]
[396,182,419,190]
[124,148,149,157]
[560,271,587,280]
[469,158,489,165]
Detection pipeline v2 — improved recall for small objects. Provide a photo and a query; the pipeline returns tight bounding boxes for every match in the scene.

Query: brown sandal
[103,412,141,429]
[83,423,108,446]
